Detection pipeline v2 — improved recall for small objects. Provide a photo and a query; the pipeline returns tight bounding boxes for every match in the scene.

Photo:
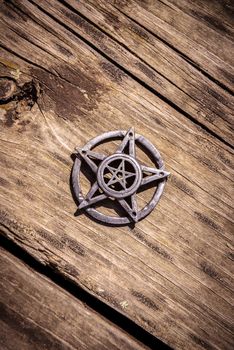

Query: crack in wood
[0,235,172,350]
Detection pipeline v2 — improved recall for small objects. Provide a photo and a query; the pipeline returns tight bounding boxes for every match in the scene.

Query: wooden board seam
[0,234,172,350]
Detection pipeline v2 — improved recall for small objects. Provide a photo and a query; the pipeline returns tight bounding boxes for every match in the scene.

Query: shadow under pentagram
[136,178,164,194]
[72,181,164,229]
[74,197,136,229]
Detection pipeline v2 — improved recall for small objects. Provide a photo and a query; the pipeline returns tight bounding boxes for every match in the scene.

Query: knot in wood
[0,77,17,103]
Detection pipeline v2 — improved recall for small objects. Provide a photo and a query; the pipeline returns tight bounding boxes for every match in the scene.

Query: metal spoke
[106,165,117,174]
[107,160,126,189]
[116,127,136,157]
[125,173,135,179]
[141,165,170,186]
[108,177,126,190]
[76,148,106,173]
[78,182,107,209]
[131,193,138,213]
[118,194,138,222]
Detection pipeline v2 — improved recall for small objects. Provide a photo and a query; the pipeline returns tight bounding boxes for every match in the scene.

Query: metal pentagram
[98,154,142,199]
[71,128,170,225]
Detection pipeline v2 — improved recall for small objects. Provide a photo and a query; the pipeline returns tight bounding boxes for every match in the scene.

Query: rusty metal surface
[72,128,170,225]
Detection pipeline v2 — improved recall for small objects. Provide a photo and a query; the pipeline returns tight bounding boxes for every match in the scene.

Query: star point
[116,127,136,157]
[141,165,170,186]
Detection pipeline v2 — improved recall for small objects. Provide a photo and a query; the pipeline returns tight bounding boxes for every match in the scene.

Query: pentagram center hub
[97,154,142,199]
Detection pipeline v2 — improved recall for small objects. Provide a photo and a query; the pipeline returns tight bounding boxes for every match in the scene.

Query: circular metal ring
[72,130,168,225]
[97,154,142,199]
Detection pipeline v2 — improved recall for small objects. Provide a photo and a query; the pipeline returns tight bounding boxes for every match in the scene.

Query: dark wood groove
[0,41,53,77]
[60,0,178,87]
[58,0,213,107]
[1,17,63,64]
[0,234,172,350]
[114,4,234,97]
[12,0,232,149]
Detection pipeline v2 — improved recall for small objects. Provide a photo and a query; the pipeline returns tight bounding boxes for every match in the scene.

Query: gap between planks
[0,234,171,350]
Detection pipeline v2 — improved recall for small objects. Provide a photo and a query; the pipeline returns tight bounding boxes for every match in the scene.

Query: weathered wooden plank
[109,0,234,90]
[0,246,149,350]
[168,0,234,37]
[0,1,234,350]
[17,0,234,146]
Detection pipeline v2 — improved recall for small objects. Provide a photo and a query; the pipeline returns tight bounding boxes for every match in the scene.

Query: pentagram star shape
[105,160,135,190]
[75,127,170,223]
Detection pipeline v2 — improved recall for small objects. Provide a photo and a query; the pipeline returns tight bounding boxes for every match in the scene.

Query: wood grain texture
[0,1,234,349]
[110,0,234,90]
[67,0,234,146]
[0,247,148,350]
[28,0,234,146]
